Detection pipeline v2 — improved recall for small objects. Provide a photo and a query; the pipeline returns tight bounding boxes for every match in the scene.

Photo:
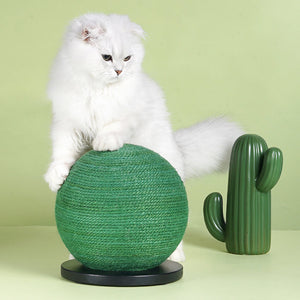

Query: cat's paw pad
[93,133,124,152]
[44,162,70,192]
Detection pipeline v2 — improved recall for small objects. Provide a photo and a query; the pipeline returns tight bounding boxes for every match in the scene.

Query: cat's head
[64,14,145,84]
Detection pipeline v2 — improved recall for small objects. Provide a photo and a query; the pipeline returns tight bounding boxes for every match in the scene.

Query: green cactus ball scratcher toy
[203,134,283,255]
[55,144,188,286]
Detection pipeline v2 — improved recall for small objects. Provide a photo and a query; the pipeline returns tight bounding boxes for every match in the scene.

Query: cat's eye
[102,54,112,61]
[124,56,131,62]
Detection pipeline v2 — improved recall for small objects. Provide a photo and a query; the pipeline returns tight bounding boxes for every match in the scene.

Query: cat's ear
[82,28,91,42]
[131,23,146,40]
[81,26,106,43]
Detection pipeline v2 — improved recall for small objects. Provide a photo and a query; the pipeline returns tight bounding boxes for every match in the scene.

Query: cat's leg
[92,121,128,152]
[149,138,186,262]
[168,241,185,262]
[133,128,185,180]
[131,128,186,262]
[44,124,85,192]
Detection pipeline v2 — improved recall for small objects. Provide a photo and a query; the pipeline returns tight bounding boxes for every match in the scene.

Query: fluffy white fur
[44,13,243,262]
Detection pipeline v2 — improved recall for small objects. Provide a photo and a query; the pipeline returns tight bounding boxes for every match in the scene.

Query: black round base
[61,259,183,287]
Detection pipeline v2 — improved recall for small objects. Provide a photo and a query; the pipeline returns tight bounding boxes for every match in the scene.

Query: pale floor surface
[0,226,299,300]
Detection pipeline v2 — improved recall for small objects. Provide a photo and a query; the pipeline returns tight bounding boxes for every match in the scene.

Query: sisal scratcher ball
[55,144,188,273]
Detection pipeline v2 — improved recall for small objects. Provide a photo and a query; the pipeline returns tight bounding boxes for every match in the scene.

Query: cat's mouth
[113,74,122,81]
[106,75,122,84]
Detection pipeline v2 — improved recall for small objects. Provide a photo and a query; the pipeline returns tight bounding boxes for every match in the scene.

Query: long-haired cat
[45,13,243,261]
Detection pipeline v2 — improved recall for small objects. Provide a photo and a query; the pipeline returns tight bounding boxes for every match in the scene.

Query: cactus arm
[256,147,283,192]
[203,193,226,242]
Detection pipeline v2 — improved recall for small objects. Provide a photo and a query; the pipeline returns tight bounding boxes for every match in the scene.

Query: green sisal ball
[55,144,188,272]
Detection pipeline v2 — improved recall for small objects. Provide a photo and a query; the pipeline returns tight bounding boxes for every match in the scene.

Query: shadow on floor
[184,227,226,253]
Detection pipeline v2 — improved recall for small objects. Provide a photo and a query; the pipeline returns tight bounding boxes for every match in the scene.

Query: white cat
[44,13,243,262]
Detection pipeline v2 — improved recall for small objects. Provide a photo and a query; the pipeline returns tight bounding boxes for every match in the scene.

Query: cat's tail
[174,117,244,179]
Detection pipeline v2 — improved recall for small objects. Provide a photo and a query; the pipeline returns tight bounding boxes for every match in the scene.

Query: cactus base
[226,246,271,255]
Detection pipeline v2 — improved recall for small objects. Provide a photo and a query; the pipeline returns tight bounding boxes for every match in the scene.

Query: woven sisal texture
[56,144,188,271]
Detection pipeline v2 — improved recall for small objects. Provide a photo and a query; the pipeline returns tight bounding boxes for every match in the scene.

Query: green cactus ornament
[203,134,283,254]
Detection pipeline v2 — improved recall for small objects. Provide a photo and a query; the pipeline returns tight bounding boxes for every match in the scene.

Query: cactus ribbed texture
[203,134,283,254]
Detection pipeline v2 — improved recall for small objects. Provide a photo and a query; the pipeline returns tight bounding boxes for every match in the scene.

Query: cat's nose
[115,70,122,76]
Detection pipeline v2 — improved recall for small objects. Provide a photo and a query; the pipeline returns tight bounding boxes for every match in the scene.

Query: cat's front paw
[44,162,70,192]
[93,133,124,152]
